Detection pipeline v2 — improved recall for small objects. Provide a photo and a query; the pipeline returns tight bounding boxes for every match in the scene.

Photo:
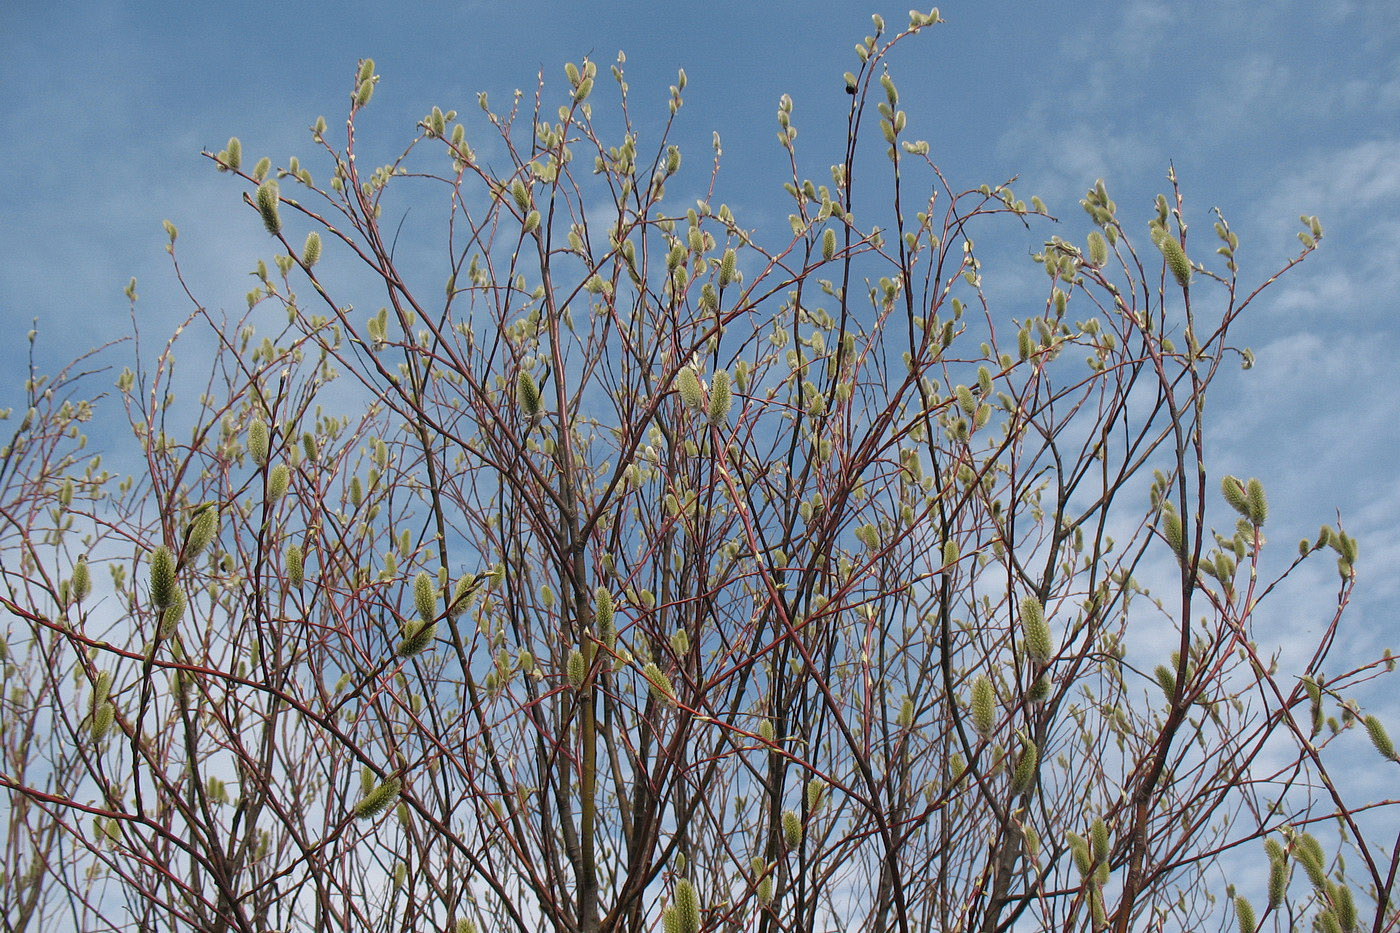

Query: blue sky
[7,0,1394,606]
[3,0,1398,725]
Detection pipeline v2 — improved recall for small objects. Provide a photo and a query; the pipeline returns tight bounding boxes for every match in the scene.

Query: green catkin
[255,180,281,235]
[674,879,700,933]
[1364,714,1396,760]
[92,701,115,741]
[594,587,615,644]
[708,369,732,427]
[677,367,703,409]
[1068,832,1092,877]
[303,231,322,266]
[182,504,219,566]
[285,544,304,588]
[643,662,676,705]
[719,247,738,287]
[1011,738,1038,792]
[267,463,290,502]
[1087,231,1108,266]
[1091,817,1110,868]
[397,620,437,658]
[517,370,541,417]
[413,571,436,624]
[822,228,837,261]
[1267,849,1288,907]
[1160,504,1184,556]
[1221,475,1249,516]
[1020,595,1051,664]
[448,573,480,620]
[1235,896,1255,933]
[159,588,186,638]
[1335,884,1356,932]
[567,648,586,686]
[1245,477,1268,525]
[1155,664,1177,699]
[1296,834,1328,892]
[970,674,996,737]
[354,776,400,820]
[72,557,91,602]
[248,418,269,465]
[782,809,802,848]
[511,179,531,213]
[806,777,825,811]
[224,136,242,171]
[1159,234,1192,288]
[149,546,176,611]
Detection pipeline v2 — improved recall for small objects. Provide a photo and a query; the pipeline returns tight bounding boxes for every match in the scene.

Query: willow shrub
[2,11,1393,933]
